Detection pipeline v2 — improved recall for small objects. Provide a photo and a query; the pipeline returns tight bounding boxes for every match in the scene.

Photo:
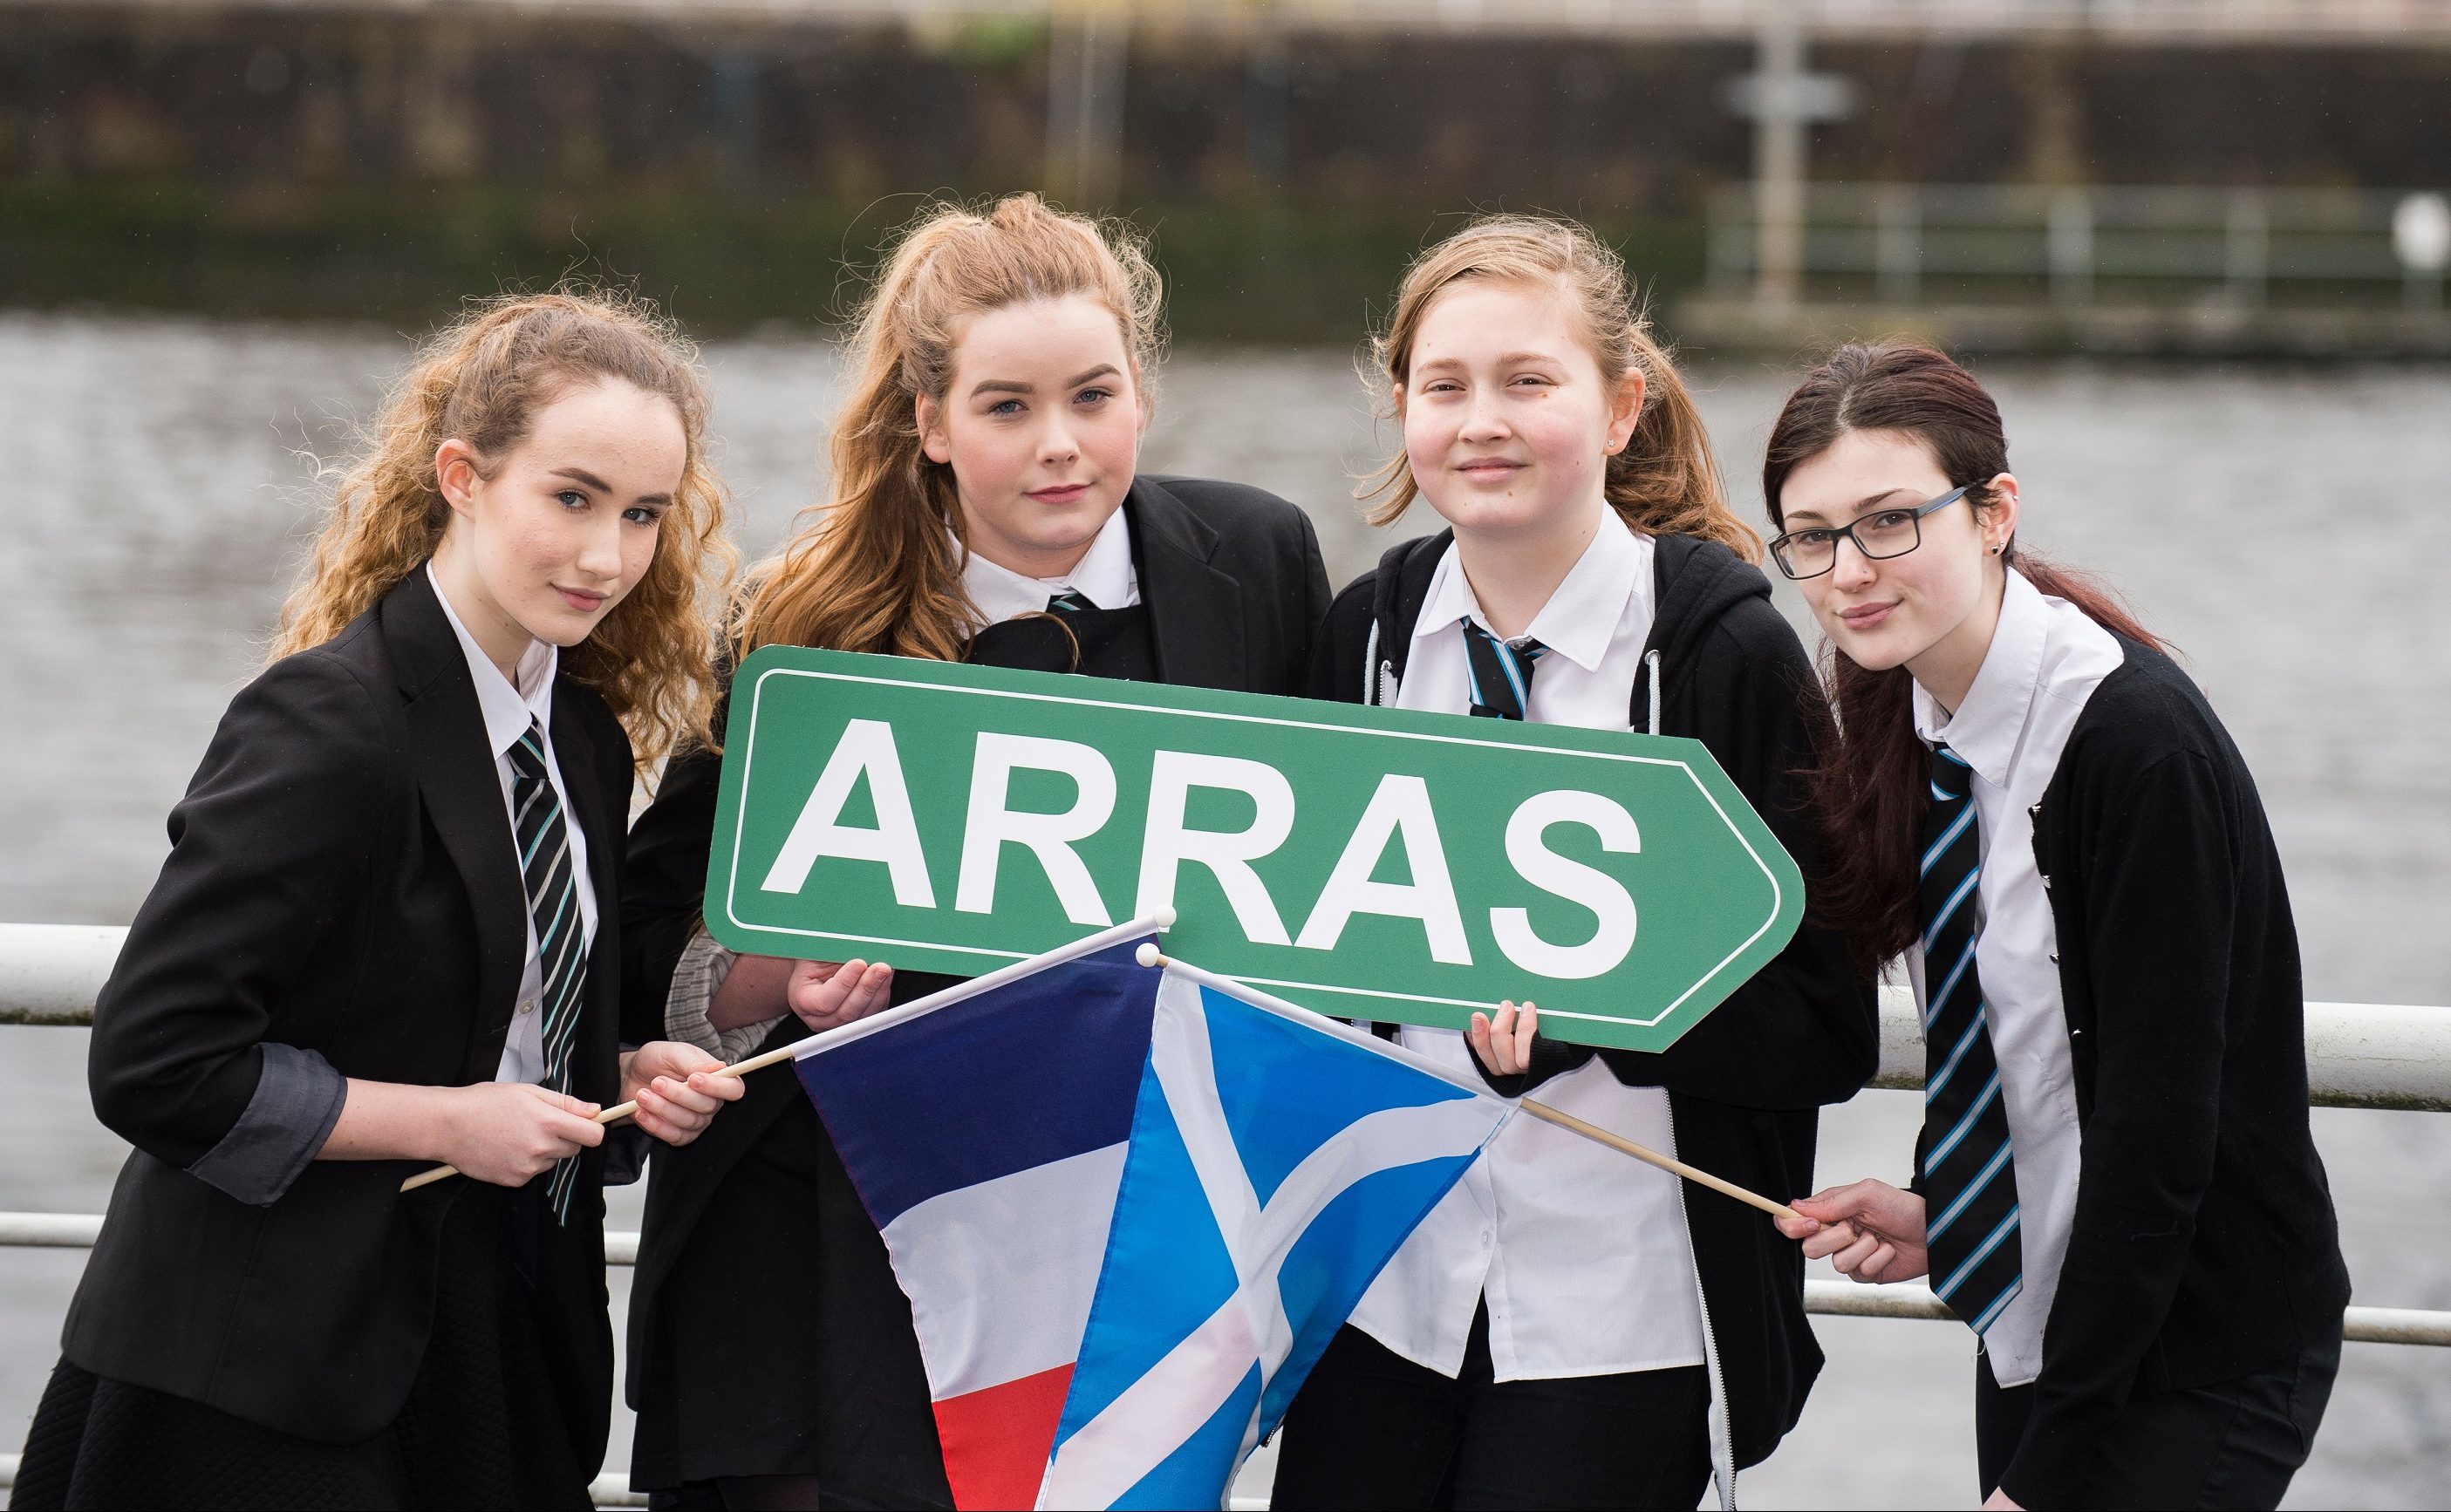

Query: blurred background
[3,2,2448,1508]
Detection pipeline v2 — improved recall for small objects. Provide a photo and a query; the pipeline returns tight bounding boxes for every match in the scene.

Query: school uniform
[1275,521,1876,1511]
[618,476,1330,1508]
[1904,569,2347,1509]
[11,566,631,1510]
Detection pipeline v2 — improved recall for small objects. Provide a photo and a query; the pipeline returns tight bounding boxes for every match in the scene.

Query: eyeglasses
[1767,485,1973,581]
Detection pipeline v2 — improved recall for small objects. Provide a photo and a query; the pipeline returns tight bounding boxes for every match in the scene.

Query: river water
[1,312,2444,1508]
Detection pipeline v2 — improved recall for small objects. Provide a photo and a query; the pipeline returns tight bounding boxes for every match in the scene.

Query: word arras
[705,650,1801,1052]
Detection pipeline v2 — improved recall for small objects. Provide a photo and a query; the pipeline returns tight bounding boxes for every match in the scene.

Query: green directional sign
[704,646,1802,1052]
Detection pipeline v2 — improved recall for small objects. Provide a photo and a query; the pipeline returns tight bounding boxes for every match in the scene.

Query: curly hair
[272,288,735,769]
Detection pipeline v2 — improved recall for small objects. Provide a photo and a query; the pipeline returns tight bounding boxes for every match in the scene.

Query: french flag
[794,924,1508,1510]
[795,935,1160,1510]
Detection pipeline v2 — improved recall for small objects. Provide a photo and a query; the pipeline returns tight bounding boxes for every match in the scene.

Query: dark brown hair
[1763,342,2161,971]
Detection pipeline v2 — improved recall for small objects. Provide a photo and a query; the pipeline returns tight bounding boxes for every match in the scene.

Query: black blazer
[63,569,630,1446]
[617,475,1333,1423]
[1998,638,2349,1509]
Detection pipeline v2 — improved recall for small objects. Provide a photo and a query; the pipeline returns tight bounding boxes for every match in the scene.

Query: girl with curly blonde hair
[16,290,748,1510]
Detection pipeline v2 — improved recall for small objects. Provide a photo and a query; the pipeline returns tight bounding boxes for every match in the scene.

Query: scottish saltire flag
[793,930,1511,1511]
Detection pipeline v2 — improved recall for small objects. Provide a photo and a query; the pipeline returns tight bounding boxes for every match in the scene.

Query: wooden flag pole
[401,913,1178,1195]
[1512,1099,1802,1223]
[1133,943,1803,1225]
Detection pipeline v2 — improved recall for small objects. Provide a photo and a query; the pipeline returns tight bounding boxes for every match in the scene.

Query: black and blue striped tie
[1919,744,2022,1335]
[1462,621,1545,720]
[1048,589,1096,613]
[509,721,588,1223]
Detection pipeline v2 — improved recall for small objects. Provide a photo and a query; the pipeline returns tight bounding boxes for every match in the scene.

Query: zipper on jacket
[1667,1097,1739,1511]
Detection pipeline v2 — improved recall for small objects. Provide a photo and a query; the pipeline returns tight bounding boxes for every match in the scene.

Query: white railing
[11,922,2448,1109]
[0,917,2442,1510]
[1708,181,2451,310]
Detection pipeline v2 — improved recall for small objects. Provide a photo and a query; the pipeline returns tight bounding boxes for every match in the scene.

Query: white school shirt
[1348,514,1709,1381]
[427,562,598,1086]
[1907,569,2121,1388]
[955,505,1141,627]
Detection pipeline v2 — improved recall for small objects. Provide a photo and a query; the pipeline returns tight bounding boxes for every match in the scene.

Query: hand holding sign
[705,648,1804,1052]
[787,957,895,1032]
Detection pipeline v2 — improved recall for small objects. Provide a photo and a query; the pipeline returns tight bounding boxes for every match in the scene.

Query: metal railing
[1708,181,2451,310]
[0,920,2444,1508]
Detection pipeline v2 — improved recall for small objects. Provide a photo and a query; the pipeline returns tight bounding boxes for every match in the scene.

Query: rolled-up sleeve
[184,1043,350,1206]
[665,929,780,1065]
[88,654,387,1168]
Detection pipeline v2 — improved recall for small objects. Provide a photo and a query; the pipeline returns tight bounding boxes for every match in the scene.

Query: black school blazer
[616,474,1334,1410]
[62,568,629,1445]
[1995,637,2350,1509]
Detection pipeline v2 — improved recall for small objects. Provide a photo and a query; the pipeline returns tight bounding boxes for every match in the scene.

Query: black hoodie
[1306,528,1879,1472]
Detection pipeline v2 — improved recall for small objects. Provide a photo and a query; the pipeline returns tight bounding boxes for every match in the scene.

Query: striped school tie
[1919,744,2022,1335]
[1048,589,1096,613]
[1462,621,1545,720]
[509,721,588,1223]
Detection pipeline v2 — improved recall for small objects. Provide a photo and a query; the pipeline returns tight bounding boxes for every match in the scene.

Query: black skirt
[12,1181,596,1512]
[629,1047,953,1506]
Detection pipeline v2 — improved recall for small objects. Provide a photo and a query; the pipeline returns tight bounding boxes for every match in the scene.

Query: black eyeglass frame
[1767,484,1974,581]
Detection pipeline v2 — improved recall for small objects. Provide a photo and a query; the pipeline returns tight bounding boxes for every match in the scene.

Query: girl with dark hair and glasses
[1762,343,2347,1510]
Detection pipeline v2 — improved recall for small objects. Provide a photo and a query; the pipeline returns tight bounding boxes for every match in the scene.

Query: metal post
[1876,184,1922,304]
[1046,3,1128,209]
[1245,30,1290,189]
[1752,0,1807,309]
[2048,189,2093,305]
[2225,190,2268,307]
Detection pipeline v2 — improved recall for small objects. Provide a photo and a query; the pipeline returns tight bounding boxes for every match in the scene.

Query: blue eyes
[556,489,588,509]
[987,388,1113,418]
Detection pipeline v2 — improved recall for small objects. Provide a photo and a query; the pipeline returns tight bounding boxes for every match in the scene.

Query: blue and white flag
[792,928,1512,1512]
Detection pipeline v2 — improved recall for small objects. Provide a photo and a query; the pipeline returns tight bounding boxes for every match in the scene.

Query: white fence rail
[0,917,2442,1512]
[14,923,2448,1110]
[1708,182,2451,310]
[0,1211,2438,1346]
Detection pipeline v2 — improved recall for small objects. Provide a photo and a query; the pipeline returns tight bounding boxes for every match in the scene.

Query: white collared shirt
[1349,514,1708,1381]
[426,562,597,1086]
[956,506,1141,630]
[1907,569,2123,1388]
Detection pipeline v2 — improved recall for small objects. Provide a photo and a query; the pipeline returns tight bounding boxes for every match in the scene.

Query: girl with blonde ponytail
[617,193,1329,1508]
[1277,215,1874,1510]
[15,289,748,1511]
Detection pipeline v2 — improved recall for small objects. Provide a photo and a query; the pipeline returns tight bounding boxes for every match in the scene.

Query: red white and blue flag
[792,927,1511,1511]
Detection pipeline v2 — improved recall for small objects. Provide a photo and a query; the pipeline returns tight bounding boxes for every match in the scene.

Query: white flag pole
[399,911,1177,1195]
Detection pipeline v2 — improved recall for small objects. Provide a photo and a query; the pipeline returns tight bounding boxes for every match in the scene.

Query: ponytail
[1363,213,1758,563]
[735,193,1164,663]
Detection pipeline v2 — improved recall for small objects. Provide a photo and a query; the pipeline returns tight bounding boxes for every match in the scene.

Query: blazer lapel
[382,571,530,1086]
[1129,477,1247,691]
